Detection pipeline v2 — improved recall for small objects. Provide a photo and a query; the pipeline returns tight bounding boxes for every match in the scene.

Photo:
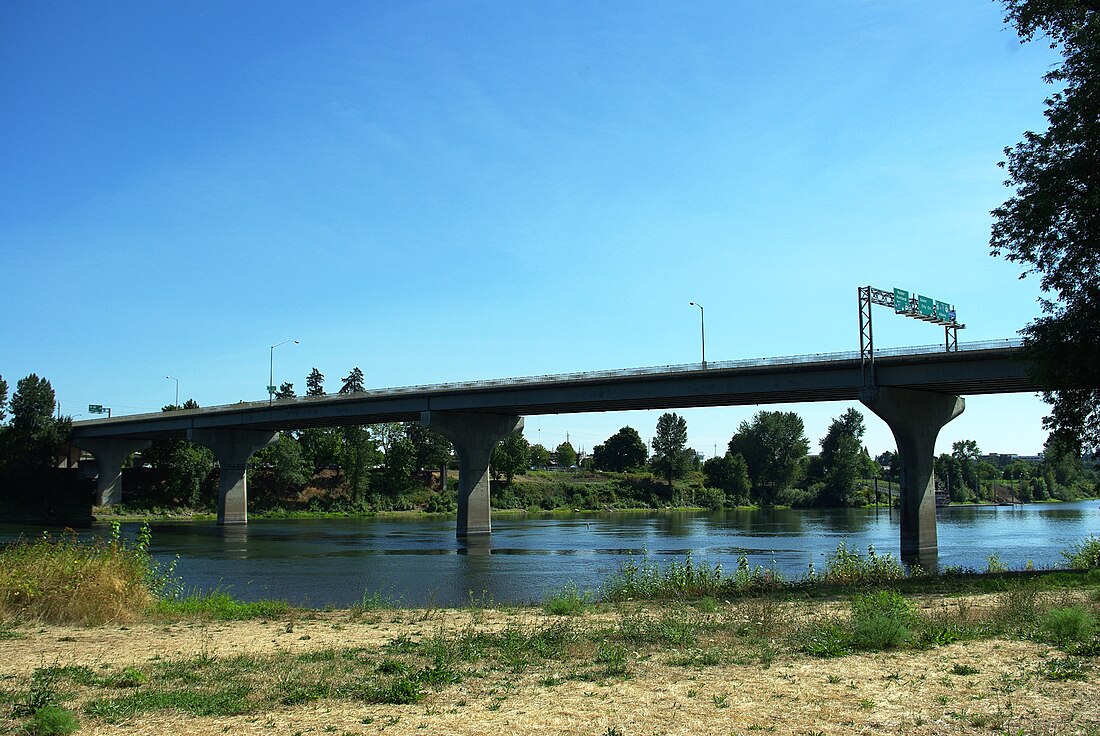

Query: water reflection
[1,501,1096,607]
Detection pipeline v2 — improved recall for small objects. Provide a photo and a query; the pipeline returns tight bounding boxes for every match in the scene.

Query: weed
[1040,657,1091,681]
[950,663,980,676]
[24,705,80,736]
[797,621,850,659]
[542,581,591,616]
[1042,605,1096,647]
[849,591,914,651]
[1061,536,1100,569]
[820,543,905,586]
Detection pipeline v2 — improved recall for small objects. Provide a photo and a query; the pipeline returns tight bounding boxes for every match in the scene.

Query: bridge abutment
[189,429,276,525]
[421,411,523,537]
[71,438,151,506]
[860,386,964,571]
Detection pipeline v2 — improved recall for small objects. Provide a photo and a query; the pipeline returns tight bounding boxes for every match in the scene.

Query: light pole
[689,301,706,368]
[165,375,179,406]
[269,339,299,405]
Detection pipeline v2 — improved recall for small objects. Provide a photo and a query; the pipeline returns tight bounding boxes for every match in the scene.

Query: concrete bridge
[70,339,1035,570]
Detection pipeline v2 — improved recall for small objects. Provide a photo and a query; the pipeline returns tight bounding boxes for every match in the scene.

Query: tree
[728,411,809,504]
[339,367,365,394]
[0,374,71,484]
[952,439,982,496]
[306,368,325,397]
[702,453,751,506]
[592,426,649,472]
[492,432,530,484]
[651,412,689,488]
[555,441,577,468]
[990,1,1100,457]
[817,408,868,507]
[142,400,216,507]
[403,422,452,471]
[528,443,551,468]
[0,374,8,423]
[249,433,309,492]
[275,382,296,399]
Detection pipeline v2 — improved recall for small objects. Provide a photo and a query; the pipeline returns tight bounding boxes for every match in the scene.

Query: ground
[2,596,1097,736]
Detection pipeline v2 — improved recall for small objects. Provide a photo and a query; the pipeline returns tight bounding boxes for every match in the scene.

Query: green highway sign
[267,385,277,394]
[893,288,909,313]
[936,300,951,321]
[88,404,103,413]
[917,294,934,317]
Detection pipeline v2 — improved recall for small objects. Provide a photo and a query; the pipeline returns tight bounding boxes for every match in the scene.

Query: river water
[2,501,1097,607]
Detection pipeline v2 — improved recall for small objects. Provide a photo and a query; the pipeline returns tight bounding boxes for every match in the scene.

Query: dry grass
[1,594,1098,736]
[0,531,153,625]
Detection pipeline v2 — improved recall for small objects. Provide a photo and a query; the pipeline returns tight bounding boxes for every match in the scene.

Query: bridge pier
[189,429,276,525]
[71,438,151,506]
[421,411,523,537]
[861,386,964,572]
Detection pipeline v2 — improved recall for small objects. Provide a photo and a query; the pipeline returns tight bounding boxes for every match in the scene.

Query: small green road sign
[893,288,909,312]
[935,300,951,321]
[88,404,103,413]
[917,294,934,317]
[267,385,277,394]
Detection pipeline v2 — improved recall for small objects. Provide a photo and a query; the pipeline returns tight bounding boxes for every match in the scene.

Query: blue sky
[0,1,1061,459]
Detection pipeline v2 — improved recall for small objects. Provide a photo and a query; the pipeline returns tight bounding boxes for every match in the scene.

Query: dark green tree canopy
[0,374,8,423]
[9,374,57,432]
[702,453,751,505]
[528,443,551,468]
[306,368,325,397]
[651,412,690,487]
[728,410,809,504]
[493,432,531,484]
[991,0,1100,456]
[555,441,577,468]
[275,382,295,399]
[593,426,649,472]
[339,367,365,394]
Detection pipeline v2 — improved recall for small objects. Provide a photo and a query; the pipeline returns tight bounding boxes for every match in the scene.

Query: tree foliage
[492,432,530,484]
[728,411,809,504]
[702,453,751,506]
[403,422,452,470]
[991,0,1100,456]
[651,412,690,488]
[142,400,215,506]
[0,374,71,484]
[0,374,8,423]
[592,426,649,472]
[817,408,868,507]
[306,368,325,397]
[339,367,365,394]
[555,441,577,468]
[275,382,295,399]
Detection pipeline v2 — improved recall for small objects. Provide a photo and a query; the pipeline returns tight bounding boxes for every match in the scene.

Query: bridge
[71,339,1035,570]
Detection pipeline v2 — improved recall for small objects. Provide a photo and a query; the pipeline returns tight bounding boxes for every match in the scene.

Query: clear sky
[0,1,1062,460]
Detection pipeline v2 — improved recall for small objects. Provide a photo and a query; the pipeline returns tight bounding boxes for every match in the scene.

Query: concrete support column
[421,411,523,537]
[71,438,151,506]
[189,429,276,525]
[860,386,964,571]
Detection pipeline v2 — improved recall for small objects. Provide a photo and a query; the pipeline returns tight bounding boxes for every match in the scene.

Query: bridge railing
[74,338,1024,423]
[294,338,1025,399]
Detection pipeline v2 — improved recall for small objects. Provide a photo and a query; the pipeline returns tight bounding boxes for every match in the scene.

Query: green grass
[152,590,291,620]
[542,581,592,616]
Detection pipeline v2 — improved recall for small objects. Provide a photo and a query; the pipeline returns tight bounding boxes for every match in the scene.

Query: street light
[165,375,179,406]
[269,339,299,405]
[688,301,706,368]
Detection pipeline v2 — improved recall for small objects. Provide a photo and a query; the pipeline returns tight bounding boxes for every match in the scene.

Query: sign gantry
[858,285,965,386]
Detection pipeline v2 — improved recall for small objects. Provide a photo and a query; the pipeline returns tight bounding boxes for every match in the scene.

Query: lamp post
[165,375,179,407]
[688,301,706,368]
[269,339,299,405]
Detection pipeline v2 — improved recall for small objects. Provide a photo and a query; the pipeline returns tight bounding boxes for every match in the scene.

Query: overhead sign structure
[88,404,111,418]
[859,285,965,386]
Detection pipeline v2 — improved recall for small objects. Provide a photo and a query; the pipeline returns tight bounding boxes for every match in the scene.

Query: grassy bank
[2,532,1099,735]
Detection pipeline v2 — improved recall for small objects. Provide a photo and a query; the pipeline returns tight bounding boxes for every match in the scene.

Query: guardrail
[74,338,1024,424]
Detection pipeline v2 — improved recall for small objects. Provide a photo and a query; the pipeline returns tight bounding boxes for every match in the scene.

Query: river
[2,501,1097,607]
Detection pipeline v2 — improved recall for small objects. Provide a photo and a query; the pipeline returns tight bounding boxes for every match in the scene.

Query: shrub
[820,543,906,586]
[849,590,914,651]
[25,705,79,736]
[542,581,591,616]
[1062,536,1100,570]
[1043,605,1096,647]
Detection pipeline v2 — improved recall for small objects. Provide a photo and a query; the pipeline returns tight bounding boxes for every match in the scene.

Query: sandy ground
[2,606,1097,736]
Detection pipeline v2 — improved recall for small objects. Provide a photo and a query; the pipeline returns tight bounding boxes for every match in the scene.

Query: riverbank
[2,581,1098,736]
